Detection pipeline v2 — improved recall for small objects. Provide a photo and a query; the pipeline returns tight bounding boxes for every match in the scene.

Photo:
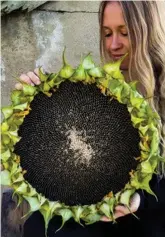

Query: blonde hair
[99,1,165,176]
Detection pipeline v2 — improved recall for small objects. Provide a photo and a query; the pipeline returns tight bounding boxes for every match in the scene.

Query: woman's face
[103,2,130,70]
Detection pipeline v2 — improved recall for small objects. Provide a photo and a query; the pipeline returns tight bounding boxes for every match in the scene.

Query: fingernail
[31,83,34,86]
[36,80,41,85]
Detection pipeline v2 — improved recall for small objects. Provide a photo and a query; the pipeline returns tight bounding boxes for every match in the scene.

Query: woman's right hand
[15,68,41,90]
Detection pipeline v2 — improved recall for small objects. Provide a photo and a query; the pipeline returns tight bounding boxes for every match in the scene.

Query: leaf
[14,102,28,111]
[56,209,73,231]
[43,82,51,92]
[119,189,135,206]
[139,124,149,136]
[149,134,159,157]
[40,201,62,234]
[11,90,23,105]
[111,70,124,80]
[12,173,25,183]
[88,67,105,78]
[103,53,128,77]
[71,206,84,225]
[141,160,153,173]
[1,170,11,185]
[59,65,74,79]
[108,79,121,92]
[72,65,86,81]
[82,53,95,70]
[15,182,28,194]
[129,81,139,91]
[1,149,11,162]
[39,67,49,82]
[59,47,74,79]
[84,213,101,225]
[1,122,9,133]
[2,106,13,119]
[22,83,37,96]
[131,114,145,126]
[130,92,144,109]
[99,203,111,218]
[1,134,10,145]
[98,77,110,89]
[23,196,41,212]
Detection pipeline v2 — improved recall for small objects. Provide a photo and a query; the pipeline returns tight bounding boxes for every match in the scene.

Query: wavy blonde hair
[99,1,165,176]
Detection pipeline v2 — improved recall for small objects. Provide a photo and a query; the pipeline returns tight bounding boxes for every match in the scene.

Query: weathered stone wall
[1,1,100,106]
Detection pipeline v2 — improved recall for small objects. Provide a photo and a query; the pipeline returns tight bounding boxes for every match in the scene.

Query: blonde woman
[3,1,165,237]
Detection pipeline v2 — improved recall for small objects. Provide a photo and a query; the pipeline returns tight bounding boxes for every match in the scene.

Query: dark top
[23,176,165,237]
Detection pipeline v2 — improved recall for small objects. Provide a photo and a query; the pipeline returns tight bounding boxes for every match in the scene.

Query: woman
[3,1,165,237]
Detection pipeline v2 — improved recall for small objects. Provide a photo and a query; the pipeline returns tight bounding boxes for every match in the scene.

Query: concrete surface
[1,1,100,107]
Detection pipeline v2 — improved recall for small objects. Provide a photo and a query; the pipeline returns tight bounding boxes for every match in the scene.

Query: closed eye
[105,33,112,38]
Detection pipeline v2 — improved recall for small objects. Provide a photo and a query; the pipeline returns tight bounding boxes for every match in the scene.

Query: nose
[110,34,122,50]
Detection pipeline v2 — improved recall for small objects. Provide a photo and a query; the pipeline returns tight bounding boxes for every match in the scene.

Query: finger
[100,216,112,222]
[115,193,140,214]
[15,83,23,90]
[26,71,41,85]
[20,74,34,86]
[114,210,126,219]
[130,193,140,212]
[34,68,39,76]
[115,205,130,215]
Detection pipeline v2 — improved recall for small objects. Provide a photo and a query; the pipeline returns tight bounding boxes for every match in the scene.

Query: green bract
[1,52,164,235]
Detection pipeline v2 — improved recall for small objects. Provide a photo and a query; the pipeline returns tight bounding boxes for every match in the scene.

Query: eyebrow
[103,25,126,30]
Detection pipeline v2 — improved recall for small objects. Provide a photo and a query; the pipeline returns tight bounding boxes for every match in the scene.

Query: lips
[111,54,124,60]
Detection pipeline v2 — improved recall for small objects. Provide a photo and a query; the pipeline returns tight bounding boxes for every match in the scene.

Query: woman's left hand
[100,192,140,222]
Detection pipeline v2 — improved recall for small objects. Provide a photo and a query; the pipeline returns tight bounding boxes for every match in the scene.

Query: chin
[120,64,128,70]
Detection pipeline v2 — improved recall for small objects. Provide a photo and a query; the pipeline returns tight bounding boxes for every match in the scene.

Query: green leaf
[56,209,73,231]
[54,76,65,86]
[103,53,128,77]
[131,114,145,126]
[59,65,74,79]
[88,67,105,78]
[40,201,62,234]
[22,83,37,96]
[11,90,23,105]
[71,206,84,225]
[108,79,121,92]
[129,81,139,91]
[111,70,124,80]
[149,134,159,157]
[1,134,11,145]
[1,122,10,133]
[104,196,116,216]
[99,203,111,218]
[2,106,13,119]
[141,160,153,173]
[119,189,135,206]
[23,196,41,212]
[59,47,74,79]
[139,124,149,136]
[1,170,11,185]
[39,68,49,82]
[84,213,101,225]
[130,92,144,109]
[72,65,86,81]
[14,102,28,111]
[43,82,51,92]
[82,53,95,70]
[12,173,24,183]
[1,149,11,162]
[15,182,28,194]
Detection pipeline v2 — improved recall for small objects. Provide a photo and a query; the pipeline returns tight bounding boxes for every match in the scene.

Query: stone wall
[1,1,101,106]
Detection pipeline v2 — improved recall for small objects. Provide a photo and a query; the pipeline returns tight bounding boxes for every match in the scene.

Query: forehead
[103,2,126,27]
